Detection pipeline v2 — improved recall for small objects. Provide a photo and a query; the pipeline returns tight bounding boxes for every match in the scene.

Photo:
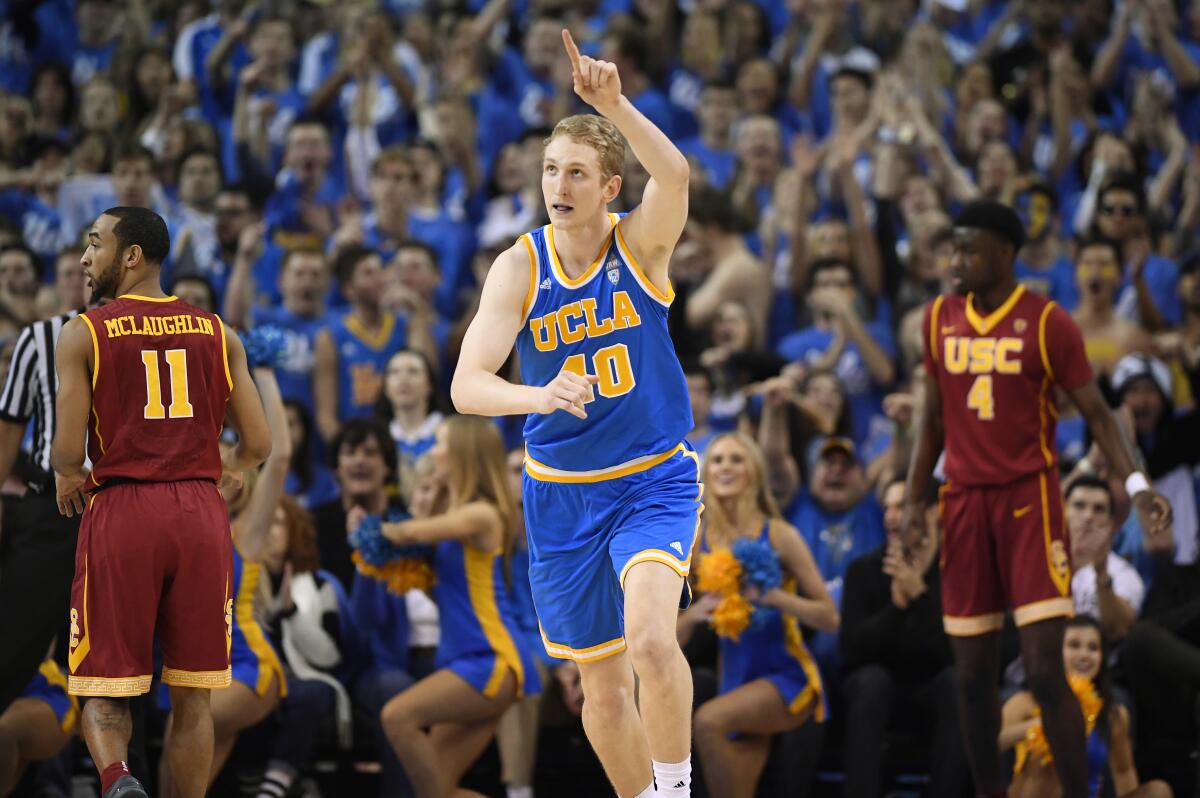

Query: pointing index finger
[562,28,582,71]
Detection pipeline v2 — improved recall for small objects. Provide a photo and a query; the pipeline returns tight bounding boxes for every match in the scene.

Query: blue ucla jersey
[230,547,287,697]
[329,312,408,421]
[516,214,692,479]
[434,536,540,697]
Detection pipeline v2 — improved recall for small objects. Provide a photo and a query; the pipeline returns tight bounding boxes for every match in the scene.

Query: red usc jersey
[922,286,1092,487]
[79,294,232,491]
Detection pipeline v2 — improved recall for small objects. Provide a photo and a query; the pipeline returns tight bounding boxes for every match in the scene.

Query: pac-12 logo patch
[605,255,621,285]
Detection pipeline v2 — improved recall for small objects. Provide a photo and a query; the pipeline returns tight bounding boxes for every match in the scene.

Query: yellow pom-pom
[1015,676,1104,774]
[352,551,435,595]
[711,593,753,641]
[696,548,742,596]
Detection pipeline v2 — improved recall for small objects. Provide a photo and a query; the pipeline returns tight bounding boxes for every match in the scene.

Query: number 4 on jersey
[141,349,194,419]
[563,345,636,404]
[967,375,994,420]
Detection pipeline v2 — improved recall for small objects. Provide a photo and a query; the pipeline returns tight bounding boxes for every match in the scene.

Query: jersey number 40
[563,345,636,403]
[141,349,194,420]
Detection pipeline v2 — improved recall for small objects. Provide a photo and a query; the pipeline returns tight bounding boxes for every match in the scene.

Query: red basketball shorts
[938,468,1073,637]
[68,480,233,696]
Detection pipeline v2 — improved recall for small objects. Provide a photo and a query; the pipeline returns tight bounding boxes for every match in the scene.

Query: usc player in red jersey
[50,207,272,798]
[904,201,1172,798]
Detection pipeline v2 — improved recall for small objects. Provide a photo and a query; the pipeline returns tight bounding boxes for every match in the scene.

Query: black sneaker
[103,775,150,798]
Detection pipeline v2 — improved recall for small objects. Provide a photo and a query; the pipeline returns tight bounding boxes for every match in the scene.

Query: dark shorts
[68,480,233,696]
[939,469,1073,637]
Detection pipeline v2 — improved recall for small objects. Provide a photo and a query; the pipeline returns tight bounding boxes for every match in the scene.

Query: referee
[0,305,81,713]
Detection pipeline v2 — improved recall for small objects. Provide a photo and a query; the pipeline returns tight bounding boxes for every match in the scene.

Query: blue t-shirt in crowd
[1016,255,1077,309]
[252,304,328,415]
[0,189,65,274]
[678,138,737,189]
[785,488,886,589]
[349,572,411,673]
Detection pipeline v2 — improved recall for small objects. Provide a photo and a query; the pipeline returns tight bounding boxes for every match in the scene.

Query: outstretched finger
[562,29,582,72]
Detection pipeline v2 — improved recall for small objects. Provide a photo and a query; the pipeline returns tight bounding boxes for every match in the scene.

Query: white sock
[507,787,533,798]
[632,783,656,798]
[653,756,691,797]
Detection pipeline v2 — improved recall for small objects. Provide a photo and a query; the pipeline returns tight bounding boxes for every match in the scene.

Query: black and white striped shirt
[0,310,78,482]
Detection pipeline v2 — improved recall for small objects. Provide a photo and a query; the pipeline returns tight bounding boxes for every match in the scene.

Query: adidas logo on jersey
[670,541,683,555]
[540,278,551,290]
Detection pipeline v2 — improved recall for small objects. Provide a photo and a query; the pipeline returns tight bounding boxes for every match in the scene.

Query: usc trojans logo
[1050,541,1071,594]
[69,608,80,651]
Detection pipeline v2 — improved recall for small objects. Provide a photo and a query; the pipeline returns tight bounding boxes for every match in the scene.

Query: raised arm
[232,366,292,563]
[50,318,93,517]
[757,377,802,508]
[561,30,689,294]
[222,326,273,473]
[451,244,594,418]
[313,329,339,444]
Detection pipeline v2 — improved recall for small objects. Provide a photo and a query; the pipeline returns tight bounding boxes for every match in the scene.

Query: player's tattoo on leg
[85,699,132,734]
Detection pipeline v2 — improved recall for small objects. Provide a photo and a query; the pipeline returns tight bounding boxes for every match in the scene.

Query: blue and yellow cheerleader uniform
[516,214,703,663]
[229,548,287,698]
[433,537,540,698]
[706,522,826,720]
[19,660,78,732]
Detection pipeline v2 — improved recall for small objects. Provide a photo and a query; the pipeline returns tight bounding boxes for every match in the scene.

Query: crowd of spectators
[1,0,1200,794]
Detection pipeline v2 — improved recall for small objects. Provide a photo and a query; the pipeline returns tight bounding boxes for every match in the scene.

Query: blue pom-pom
[349,513,429,565]
[733,538,782,591]
[240,326,288,369]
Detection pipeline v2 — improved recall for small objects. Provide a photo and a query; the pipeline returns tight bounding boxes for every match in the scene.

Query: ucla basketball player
[452,30,698,798]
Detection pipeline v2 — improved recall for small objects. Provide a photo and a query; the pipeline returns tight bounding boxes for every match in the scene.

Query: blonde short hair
[545,114,627,181]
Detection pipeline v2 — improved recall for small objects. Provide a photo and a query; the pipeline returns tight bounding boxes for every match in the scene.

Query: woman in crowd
[367,415,540,798]
[1001,615,1172,798]
[159,363,290,793]
[376,349,445,497]
[679,432,839,798]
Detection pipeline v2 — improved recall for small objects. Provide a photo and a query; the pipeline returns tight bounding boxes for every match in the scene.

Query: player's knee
[581,682,633,728]
[625,628,680,680]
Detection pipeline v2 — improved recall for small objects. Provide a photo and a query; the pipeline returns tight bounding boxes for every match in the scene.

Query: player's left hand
[54,470,87,518]
[1134,489,1174,554]
[562,29,621,112]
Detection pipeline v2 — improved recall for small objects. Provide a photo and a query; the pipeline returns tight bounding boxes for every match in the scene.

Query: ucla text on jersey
[515,214,692,481]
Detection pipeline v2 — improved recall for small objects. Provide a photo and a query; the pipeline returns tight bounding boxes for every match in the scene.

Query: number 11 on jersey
[141,349,194,420]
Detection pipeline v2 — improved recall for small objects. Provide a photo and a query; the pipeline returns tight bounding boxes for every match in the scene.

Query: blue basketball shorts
[522,444,703,663]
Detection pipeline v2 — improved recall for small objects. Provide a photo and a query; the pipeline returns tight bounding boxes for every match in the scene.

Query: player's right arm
[451,245,596,419]
[50,318,92,517]
[903,300,945,552]
[222,327,273,474]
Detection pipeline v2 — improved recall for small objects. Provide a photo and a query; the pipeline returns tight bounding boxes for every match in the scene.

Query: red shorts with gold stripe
[68,480,233,696]
[938,468,1072,637]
